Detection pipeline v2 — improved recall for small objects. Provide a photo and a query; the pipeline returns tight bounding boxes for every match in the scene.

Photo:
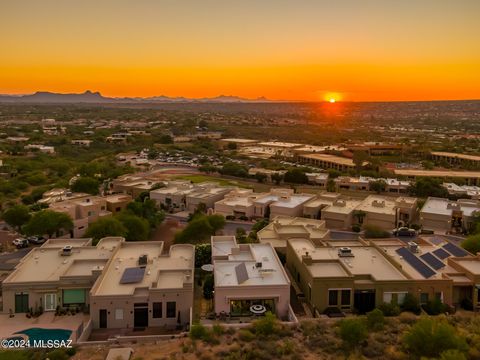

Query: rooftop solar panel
[420,252,445,270]
[443,242,468,257]
[396,247,436,279]
[235,263,249,284]
[432,248,450,260]
[120,267,145,284]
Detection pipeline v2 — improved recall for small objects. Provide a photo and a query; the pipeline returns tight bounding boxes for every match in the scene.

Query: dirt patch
[150,219,186,252]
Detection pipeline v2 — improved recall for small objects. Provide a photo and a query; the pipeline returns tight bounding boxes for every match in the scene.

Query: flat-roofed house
[303,192,341,219]
[89,241,194,329]
[184,183,234,213]
[112,175,161,199]
[265,190,315,219]
[2,237,121,315]
[2,237,195,330]
[420,197,480,233]
[321,199,363,229]
[50,196,112,237]
[211,235,291,319]
[257,216,330,251]
[214,189,264,219]
[286,236,480,314]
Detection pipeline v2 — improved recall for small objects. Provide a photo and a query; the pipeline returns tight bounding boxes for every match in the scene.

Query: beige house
[211,236,291,319]
[2,237,195,330]
[320,195,418,230]
[89,241,194,329]
[303,192,341,219]
[214,189,265,219]
[286,236,480,315]
[420,197,480,233]
[112,175,161,199]
[257,216,330,251]
[150,181,232,213]
[50,196,110,237]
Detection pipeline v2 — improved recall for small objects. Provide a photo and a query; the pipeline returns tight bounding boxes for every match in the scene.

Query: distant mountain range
[0,90,273,104]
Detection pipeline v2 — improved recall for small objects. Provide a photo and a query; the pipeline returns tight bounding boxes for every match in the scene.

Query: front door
[134,304,149,328]
[99,309,107,328]
[15,293,29,313]
[354,290,376,314]
[44,293,57,311]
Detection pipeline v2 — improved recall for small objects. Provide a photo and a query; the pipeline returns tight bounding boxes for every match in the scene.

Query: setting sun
[329,98,336,103]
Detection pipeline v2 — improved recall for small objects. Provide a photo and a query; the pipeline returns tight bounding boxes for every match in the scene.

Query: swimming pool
[14,328,72,342]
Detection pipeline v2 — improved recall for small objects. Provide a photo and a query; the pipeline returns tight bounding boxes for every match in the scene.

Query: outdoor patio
[0,311,88,342]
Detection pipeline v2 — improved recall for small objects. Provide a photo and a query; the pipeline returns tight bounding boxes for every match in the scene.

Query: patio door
[15,292,29,313]
[44,293,57,311]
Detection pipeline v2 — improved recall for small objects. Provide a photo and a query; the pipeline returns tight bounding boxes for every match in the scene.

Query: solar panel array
[443,242,468,257]
[235,262,249,284]
[396,247,436,279]
[120,267,145,284]
[420,252,445,270]
[432,248,450,260]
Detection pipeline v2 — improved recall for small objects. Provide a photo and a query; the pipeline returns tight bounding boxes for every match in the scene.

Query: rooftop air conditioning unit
[61,245,73,256]
[138,254,148,267]
[338,247,354,257]
[408,241,418,253]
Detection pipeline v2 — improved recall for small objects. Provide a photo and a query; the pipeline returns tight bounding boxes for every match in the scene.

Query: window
[62,289,86,305]
[341,290,351,306]
[328,290,338,306]
[420,293,429,304]
[116,207,121,212]
[153,302,162,318]
[166,302,176,318]
[115,309,124,320]
[383,292,407,305]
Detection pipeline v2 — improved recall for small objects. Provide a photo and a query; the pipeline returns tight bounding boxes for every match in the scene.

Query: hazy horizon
[1,0,480,102]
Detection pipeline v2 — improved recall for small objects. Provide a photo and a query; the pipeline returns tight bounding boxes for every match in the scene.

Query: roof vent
[255,262,263,268]
[338,247,354,257]
[61,246,72,256]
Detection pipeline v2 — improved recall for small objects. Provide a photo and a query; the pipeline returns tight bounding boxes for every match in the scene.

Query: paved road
[0,248,31,271]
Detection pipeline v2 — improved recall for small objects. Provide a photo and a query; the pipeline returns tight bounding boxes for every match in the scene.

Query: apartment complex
[431,151,480,168]
[211,236,291,319]
[2,237,195,330]
[257,216,330,250]
[394,169,480,186]
[298,153,361,172]
[420,197,480,233]
[286,236,480,314]
[50,195,132,237]
[150,181,233,213]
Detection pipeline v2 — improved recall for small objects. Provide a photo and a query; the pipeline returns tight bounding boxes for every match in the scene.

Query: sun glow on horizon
[324,92,341,103]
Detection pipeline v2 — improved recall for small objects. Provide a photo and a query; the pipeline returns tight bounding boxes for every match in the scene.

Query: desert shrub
[338,318,368,349]
[351,224,361,233]
[440,349,467,360]
[378,302,401,317]
[252,312,279,337]
[402,317,468,358]
[401,293,421,315]
[363,224,391,238]
[190,323,208,340]
[398,312,417,325]
[238,329,255,342]
[422,298,449,315]
[212,323,224,336]
[366,308,385,331]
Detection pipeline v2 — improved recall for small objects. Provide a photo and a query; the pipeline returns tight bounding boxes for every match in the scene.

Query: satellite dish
[201,264,214,272]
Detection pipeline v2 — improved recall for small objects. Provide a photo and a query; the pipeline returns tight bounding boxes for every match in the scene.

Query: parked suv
[393,227,416,237]
[27,236,46,245]
[12,238,29,248]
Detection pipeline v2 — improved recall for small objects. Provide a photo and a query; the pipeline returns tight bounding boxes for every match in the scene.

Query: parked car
[12,238,29,248]
[27,236,46,245]
[393,227,416,237]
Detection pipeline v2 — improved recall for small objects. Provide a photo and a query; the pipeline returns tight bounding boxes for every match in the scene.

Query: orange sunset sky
[1,0,479,101]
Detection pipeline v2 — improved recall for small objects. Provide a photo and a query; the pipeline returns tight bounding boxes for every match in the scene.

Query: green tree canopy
[461,234,480,255]
[84,216,128,244]
[71,177,100,195]
[23,210,73,238]
[126,199,165,228]
[2,204,31,231]
[284,169,308,184]
[369,179,387,194]
[116,212,150,241]
[408,177,449,198]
